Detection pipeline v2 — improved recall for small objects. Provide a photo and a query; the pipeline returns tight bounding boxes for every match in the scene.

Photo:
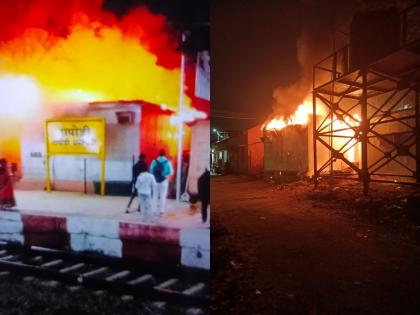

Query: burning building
[262,102,311,180]
[262,125,309,180]
[18,101,190,194]
[261,3,419,192]
[0,0,210,196]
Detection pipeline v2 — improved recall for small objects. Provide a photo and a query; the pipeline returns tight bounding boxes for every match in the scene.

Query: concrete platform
[0,191,210,270]
[14,191,208,228]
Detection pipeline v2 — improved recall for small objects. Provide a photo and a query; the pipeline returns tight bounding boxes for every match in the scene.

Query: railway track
[0,242,209,311]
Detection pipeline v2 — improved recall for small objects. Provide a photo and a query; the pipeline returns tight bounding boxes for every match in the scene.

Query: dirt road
[212,175,420,314]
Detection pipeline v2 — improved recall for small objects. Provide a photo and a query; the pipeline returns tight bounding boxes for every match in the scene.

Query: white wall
[187,120,210,194]
[20,103,141,185]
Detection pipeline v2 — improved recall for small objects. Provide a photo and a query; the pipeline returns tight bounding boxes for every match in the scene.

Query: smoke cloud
[271,0,414,117]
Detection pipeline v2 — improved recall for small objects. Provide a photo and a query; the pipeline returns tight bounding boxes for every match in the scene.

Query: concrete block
[0,233,24,244]
[67,217,119,238]
[21,215,66,233]
[119,223,180,245]
[0,220,23,234]
[181,247,210,270]
[0,210,21,222]
[70,233,122,257]
[180,228,210,250]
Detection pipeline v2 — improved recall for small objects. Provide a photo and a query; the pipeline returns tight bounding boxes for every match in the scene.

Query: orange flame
[0,6,184,107]
[330,114,361,163]
[0,1,189,167]
[264,98,361,164]
[263,101,313,131]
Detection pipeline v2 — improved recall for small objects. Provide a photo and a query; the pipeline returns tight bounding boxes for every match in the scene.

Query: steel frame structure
[313,4,420,194]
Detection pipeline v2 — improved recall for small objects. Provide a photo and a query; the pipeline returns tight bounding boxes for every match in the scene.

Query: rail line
[0,242,209,310]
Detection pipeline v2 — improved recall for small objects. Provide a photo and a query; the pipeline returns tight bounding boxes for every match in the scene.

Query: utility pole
[175,33,186,201]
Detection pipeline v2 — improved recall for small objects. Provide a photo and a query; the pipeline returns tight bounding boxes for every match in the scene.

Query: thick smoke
[271,0,414,117]
[272,0,356,116]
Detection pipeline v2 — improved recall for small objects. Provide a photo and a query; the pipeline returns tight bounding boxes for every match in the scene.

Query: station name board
[46,118,105,156]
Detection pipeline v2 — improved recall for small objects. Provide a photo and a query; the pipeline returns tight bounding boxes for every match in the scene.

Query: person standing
[198,168,210,223]
[0,159,16,209]
[150,149,173,216]
[135,163,157,220]
[126,154,147,213]
[133,154,147,181]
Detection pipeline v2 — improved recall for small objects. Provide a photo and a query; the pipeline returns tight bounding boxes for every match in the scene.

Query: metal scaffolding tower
[313,4,420,194]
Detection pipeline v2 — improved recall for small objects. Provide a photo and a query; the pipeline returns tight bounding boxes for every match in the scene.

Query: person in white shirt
[135,164,157,219]
[150,149,174,216]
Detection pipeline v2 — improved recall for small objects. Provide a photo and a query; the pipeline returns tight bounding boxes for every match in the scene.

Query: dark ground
[0,272,200,315]
[212,175,420,314]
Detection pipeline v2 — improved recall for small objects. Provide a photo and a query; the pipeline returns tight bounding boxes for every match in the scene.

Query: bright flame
[170,109,208,125]
[1,24,183,107]
[330,114,361,163]
[264,101,313,131]
[0,74,41,119]
[0,1,187,108]
[54,89,106,103]
[0,1,193,167]
[264,97,361,164]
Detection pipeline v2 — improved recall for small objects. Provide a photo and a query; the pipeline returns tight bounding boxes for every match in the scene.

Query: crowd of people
[126,149,174,220]
[128,150,210,223]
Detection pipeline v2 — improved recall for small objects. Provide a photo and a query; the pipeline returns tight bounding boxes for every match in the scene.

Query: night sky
[103,0,210,55]
[212,0,303,131]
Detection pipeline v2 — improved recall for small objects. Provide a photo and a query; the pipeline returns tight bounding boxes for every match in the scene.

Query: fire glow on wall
[263,98,361,172]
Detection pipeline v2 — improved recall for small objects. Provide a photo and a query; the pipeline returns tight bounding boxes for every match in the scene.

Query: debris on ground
[212,175,420,314]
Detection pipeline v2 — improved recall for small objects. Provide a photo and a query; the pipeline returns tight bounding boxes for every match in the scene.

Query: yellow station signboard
[46,119,105,155]
[45,117,106,195]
